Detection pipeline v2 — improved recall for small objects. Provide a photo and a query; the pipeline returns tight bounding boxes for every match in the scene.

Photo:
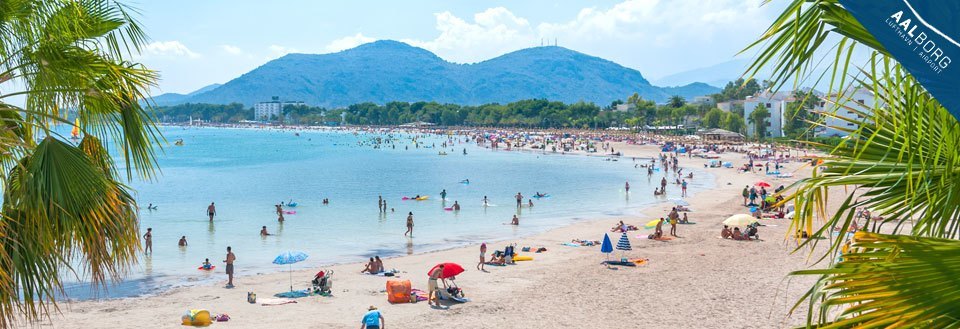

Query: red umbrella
[427,262,465,279]
[755,181,772,188]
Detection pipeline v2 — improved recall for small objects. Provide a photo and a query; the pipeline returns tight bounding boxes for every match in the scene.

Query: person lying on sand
[572,239,599,246]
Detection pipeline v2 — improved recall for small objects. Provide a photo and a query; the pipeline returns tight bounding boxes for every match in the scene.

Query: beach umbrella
[755,181,772,188]
[600,233,613,260]
[616,232,632,259]
[723,214,758,227]
[643,219,662,229]
[427,262,465,279]
[273,251,309,291]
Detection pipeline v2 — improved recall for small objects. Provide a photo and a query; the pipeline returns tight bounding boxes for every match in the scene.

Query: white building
[254,96,305,121]
[814,87,877,137]
[743,91,793,138]
[613,103,636,112]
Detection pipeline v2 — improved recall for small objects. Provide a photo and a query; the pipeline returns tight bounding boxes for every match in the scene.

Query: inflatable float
[444,207,454,211]
[198,266,216,271]
[513,255,533,261]
[181,309,212,326]
[286,202,298,207]
[283,210,296,214]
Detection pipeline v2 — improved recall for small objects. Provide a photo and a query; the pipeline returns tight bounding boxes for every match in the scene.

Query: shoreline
[43,131,823,329]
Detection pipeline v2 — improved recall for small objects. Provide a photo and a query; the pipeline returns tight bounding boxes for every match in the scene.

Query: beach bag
[386,280,411,304]
[247,292,257,304]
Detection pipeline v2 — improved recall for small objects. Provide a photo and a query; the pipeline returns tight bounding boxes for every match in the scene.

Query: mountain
[149,83,223,106]
[653,58,757,88]
[176,40,719,107]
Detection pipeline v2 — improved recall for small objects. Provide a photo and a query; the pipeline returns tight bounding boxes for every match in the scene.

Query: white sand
[39,143,829,329]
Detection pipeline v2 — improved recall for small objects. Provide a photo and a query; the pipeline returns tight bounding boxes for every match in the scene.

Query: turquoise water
[63,127,711,299]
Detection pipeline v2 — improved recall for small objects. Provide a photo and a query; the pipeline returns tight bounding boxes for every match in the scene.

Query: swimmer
[260,226,271,236]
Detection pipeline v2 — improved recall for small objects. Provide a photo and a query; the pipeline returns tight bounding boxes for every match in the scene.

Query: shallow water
[61,127,711,299]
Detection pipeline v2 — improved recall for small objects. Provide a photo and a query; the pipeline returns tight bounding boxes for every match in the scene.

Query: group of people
[721,223,760,241]
[648,207,689,239]
[360,256,385,274]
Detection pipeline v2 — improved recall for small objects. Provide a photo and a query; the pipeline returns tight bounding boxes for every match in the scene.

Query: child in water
[202,258,212,270]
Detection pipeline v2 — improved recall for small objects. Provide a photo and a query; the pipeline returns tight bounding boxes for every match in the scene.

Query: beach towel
[272,290,310,298]
[259,298,298,306]
[630,258,649,265]
[561,242,581,247]
[602,260,636,267]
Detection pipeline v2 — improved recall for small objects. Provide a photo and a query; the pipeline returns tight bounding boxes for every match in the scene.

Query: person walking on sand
[405,212,414,237]
[741,186,749,206]
[224,246,236,288]
[360,305,385,329]
[143,228,153,255]
[428,264,444,307]
[477,243,487,271]
[207,202,216,221]
[669,209,679,237]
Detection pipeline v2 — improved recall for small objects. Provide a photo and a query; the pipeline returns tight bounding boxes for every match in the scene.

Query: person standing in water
[482,196,489,206]
[511,215,519,225]
[681,180,688,197]
[440,189,447,200]
[178,235,187,247]
[625,181,630,193]
[405,212,414,237]
[207,202,217,221]
[143,228,153,255]
[515,192,523,208]
[660,177,667,191]
[224,246,236,288]
[378,195,384,212]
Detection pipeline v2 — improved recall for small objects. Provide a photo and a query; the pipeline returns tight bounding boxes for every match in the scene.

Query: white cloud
[402,7,536,63]
[221,44,244,55]
[325,33,377,53]
[143,41,200,59]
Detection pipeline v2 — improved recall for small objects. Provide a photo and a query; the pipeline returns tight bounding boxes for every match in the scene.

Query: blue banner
[839,0,960,118]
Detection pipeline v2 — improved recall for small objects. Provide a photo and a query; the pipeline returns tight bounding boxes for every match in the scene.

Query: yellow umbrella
[643,219,662,229]
[723,214,758,227]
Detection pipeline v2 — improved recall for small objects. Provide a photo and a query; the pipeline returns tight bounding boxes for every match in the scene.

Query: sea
[60,126,712,299]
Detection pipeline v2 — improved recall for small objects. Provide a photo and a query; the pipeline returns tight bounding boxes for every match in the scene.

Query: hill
[174,40,718,107]
[149,83,223,106]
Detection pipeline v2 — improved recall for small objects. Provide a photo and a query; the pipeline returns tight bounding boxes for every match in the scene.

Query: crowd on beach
[133,123,827,327]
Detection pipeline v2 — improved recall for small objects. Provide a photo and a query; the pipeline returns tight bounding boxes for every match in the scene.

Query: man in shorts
[207,202,217,221]
[361,306,384,329]
[224,246,236,288]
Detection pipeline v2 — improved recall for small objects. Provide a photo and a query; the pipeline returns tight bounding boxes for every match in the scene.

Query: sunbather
[721,225,732,239]
[732,227,744,240]
[361,257,377,274]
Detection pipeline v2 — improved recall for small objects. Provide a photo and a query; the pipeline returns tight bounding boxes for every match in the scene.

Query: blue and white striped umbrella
[616,232,632,251]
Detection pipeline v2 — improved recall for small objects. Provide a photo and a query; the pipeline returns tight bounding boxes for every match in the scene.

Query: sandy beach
[41,141,826,329]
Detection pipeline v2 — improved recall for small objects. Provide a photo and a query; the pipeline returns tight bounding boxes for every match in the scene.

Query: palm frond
[791,232,960,328]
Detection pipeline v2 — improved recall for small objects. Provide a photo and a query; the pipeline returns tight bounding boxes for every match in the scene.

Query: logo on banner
[884,2,954,74]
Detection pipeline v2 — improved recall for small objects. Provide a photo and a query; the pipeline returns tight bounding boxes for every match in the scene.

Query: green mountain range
[155,40,718,107]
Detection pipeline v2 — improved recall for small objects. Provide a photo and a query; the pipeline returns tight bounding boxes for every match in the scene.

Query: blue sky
[132,0,786,94]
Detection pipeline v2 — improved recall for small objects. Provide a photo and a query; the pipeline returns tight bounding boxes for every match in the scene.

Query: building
[697,128,744,143]
[613,103,636,112]
[716,100,743,112]
[690,95,715,106]
[743,91,793,138]
[814,87,877,137]
[254,96,305,121]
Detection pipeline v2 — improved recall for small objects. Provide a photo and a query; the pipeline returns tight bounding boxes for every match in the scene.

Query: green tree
[721,112,745,134]
[0,1,161,326]
[782,90,819,140]
[747,0,960,326]
[668,95,686,108]
[747,104,770,140]
[703,108,725,129]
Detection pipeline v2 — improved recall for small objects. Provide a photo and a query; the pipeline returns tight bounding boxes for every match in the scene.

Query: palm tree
[668,95,685,108]
[745,0,960,327]
[0,0,160,326]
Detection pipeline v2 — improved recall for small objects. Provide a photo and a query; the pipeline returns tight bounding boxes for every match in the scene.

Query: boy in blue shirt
[361,306,384,329]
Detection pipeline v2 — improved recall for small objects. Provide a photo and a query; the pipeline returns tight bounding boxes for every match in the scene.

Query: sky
[132,0,788,95]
